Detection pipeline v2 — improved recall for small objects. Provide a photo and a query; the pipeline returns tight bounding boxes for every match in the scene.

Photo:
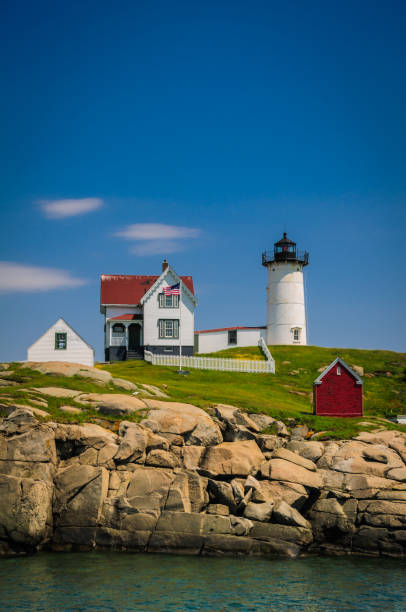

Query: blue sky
[1,0,405,361]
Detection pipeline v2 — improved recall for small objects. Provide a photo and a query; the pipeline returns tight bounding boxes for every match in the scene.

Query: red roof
[314,358,363,385]
[100,274,194,305]
[195,326,266,334]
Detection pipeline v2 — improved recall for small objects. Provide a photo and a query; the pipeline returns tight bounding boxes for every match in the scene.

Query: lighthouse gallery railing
[262,250,309,265]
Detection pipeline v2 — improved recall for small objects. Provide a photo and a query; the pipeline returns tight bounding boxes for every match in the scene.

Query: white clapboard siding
[27,318,95,367]
[142,269,195,348]
[195,327,266,353]
[144,350,275,374]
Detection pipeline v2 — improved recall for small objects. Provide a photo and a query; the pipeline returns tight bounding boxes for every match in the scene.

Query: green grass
[97,345,406,439]
[0,365,146,426]
[1,345,406,440]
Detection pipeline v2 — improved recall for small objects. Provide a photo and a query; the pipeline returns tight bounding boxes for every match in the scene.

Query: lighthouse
[262,233,309,345]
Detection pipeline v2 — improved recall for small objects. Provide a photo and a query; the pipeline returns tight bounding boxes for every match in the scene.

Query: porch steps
[127,350,144,360]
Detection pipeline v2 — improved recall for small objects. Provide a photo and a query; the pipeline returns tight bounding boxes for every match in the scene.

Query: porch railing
[110,337,126,347]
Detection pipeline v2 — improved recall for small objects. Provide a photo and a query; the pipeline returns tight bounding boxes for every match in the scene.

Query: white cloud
[115,223,200,256]
[39,198,103,219]
[115,223,200,241]
[0,262,86,292]
[130,240,185,256]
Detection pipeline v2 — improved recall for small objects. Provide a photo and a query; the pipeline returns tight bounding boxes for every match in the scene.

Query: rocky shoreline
[1,400,406,559]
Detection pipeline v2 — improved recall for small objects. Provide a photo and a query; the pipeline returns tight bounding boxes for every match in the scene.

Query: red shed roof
[109,314,139,321]
[100,274,194,305]
[314,358,363,385]
[195,326,266,334]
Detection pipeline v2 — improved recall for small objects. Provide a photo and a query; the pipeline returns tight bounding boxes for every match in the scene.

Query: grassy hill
[99,345,406,438]
[0,345,405,440]
[200,344,406,415]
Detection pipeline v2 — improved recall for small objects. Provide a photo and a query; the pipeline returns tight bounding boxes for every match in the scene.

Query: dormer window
[159,293,179,308]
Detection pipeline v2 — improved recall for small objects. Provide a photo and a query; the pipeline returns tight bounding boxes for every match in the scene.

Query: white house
[100,260,197,361]
[27,318,95,367]
[195,326,266,354]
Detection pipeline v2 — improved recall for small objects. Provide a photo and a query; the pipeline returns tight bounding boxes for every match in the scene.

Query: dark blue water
[0,553,405,611]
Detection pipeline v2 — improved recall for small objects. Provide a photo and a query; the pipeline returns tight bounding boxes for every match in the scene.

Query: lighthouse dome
[275,232,296,246]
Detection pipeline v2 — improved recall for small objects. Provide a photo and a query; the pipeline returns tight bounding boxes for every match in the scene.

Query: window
[292,328,301,342]
[159,319,179,339]
[158,293,179,308]
[112,323,125,337]
[228,330,237,345]
[337,366,341,375]
[55,332,67,350]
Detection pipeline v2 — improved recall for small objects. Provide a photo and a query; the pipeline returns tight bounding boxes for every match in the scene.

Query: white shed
[27,318,95,367]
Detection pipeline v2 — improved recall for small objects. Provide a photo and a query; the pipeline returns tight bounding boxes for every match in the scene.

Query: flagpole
[179,280,182,371]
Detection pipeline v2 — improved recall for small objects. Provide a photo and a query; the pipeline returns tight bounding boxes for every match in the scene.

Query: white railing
[144,350,275,374]
[258,336,274,363]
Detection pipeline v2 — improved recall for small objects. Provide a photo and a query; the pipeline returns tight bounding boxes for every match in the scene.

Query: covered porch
[105,314,144,361]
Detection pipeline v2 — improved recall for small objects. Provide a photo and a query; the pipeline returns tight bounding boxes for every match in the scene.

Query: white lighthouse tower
[262,233,309,345]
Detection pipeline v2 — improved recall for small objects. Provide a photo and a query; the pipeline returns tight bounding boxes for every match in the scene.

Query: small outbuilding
[27,317,95,367]
[194,326,266,354]
[313,357,363,417]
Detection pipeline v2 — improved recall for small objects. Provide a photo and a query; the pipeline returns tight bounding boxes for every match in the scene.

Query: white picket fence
[144,347,275,374]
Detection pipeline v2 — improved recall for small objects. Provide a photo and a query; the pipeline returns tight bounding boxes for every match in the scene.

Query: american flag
[163,282,180,296]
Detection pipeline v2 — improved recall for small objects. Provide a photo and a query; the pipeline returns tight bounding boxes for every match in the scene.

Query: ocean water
[0,553,405,611]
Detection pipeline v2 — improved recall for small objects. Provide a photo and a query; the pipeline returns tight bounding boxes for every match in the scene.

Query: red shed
[313,358,363,417]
